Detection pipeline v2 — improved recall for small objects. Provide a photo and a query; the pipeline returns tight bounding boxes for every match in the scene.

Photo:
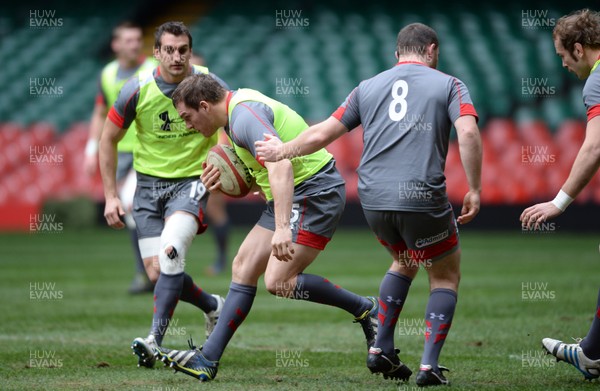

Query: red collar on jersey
[225,91,234,128]
[395,60,427,66]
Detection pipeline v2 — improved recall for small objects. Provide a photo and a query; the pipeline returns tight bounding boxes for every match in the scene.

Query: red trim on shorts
[107,106,125,128]
[296,229,330,250]
[378,237,408,254]
[414,230,459,261]
[196,207,208,235]
[587,104,600,122]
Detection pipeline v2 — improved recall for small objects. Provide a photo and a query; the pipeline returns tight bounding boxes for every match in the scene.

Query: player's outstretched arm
[256,117,348,162]
[521,116,600,227]
[99,118,127,229]
[266,159,295,262]
[455,115,482,224]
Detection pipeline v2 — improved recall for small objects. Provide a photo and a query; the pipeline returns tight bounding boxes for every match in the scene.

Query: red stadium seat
[555,120,585,148]
[0,122,25,147]
[29,122,56,145]
[483,118,520,155]
[327,138,352,172]
[518,121,556,157]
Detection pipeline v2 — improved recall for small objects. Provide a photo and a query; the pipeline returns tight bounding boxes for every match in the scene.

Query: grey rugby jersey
[333,61,478,212]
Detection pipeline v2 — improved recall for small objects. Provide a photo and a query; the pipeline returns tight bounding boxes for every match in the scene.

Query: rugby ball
[205,145,253,198]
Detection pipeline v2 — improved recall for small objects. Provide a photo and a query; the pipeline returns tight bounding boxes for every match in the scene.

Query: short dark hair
[172,74,227,110]
[396,23,439,57]
[154,21,192,49]
[553,9,600,58]
[112,21,142,40]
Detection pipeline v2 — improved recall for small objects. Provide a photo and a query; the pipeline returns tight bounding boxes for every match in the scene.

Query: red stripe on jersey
[596,306,600,318]
[225,91,233,120]
[331,88,357,121]
[453,79,479,122]
[237,103,278,136]
[459,103,478,120]
[109,84,142,129]
[107,106,125,128]
[587,104,600,122]
[296,229,330,250]
[332,106,346,121]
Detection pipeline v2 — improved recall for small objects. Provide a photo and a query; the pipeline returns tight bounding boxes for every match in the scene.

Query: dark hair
[154,21,192,49]
[396,23,439,57]
[553,9,600,58]
[172,74,227,110]
[112,21,142,40]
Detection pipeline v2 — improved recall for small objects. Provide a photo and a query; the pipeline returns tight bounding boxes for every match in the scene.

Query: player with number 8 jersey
[255,23,482,386]
[149,74,382,382]
[99,22,228,368]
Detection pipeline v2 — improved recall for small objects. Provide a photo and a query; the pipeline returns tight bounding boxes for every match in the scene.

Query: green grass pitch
[1,226,599,390]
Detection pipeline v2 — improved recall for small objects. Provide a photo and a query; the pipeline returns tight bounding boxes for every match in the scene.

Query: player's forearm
[99,120,122,199]
[86,104,107,156]
[267,160,294,228]
[457,128,482,192]
[280,127,324,160]
[282,118,346,159]
[561,118,600,198]
[562,144,600,198]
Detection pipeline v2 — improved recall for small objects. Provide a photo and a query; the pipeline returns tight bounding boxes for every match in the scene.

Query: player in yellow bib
[99,22,226,369]
[153,74,379,382]
[84,22,157,294]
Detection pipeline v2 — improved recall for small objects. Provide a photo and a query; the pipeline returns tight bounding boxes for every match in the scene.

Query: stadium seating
[0,0,596,230]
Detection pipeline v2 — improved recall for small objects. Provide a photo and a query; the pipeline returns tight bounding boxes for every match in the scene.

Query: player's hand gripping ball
[205,145,253,198]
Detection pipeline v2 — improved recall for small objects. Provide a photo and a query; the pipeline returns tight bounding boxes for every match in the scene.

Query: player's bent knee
[231,253,263,285]
[159,213,198,275]
[263,273,294,296]
[264,276,280,296]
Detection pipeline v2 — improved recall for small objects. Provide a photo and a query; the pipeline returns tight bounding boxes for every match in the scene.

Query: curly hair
[553,9,600,59]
